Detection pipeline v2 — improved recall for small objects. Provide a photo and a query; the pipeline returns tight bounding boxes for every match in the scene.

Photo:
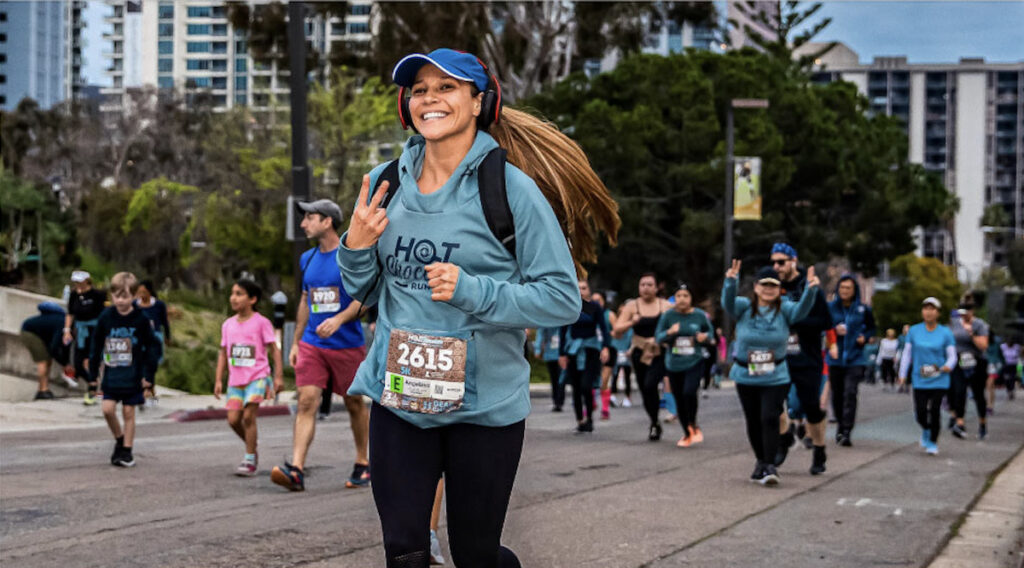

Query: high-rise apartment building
[65,1,86,103]
[100,0,372,114]
[799,43,1024,283]
[590,14,716,77]
[728,1,780,51]
[0,1,66,110]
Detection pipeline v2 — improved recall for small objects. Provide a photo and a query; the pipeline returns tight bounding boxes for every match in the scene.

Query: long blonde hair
[488,107,620,277]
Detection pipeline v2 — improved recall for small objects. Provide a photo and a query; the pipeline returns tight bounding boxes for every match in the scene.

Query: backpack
[373,147,517,260]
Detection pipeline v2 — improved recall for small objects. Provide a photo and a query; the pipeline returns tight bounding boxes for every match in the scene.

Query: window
[158,58,173,72]
[0,12,8,22]
[0,54,6,63]
[235,40,247,52]
[235,76,247,90]
[212,24,227,36]
[158,76,174,89]
[159,23,174,37]
[211,42,227,54]
[212,77,227,89]
[0,96,6,105]
[187,24,210,35]
[235,93,247,104]
[0,33,7,43]
[350,4,371,15]
[186,59,210,70]
[187,42,210,53]
[213,94,227,106]
[348,22,369,34]
[235,58,247,72]
[211,59,227,72]
[192,77,211,88]
[211,6,225,18]
[158,41,173,54]
[187,6,210,18]
[0,75,6,84]
[158,4,173,19]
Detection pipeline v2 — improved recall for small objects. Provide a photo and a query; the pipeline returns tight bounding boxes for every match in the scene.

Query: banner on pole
[733,157,762,221]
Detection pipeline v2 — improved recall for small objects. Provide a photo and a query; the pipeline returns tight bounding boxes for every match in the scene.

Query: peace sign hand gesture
[345,174,391,250]
[725,259,741,280]
[806,266,820,289]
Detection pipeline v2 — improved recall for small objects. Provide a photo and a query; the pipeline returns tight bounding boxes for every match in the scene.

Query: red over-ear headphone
[397,57,503,133]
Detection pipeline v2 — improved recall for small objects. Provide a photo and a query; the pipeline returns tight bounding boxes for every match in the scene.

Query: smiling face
[408,64,481,142]
[755,282,781,304]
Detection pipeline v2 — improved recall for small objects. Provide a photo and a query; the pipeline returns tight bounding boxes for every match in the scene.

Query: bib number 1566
[397,344,454,372]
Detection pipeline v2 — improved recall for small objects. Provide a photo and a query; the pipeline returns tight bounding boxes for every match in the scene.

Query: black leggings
[880,358,897,386]
[72,335,95,386]
[790,364,826,425]
[611,360,632,397]
[566,349,601,422]
[828,365,865,435]
[667,365,703,431]
[950,364,987,421]
[914,388,945,443]
[546,360,565,409]
[369,404,524,568]
[631,349,665,425]
[736,383,789,463]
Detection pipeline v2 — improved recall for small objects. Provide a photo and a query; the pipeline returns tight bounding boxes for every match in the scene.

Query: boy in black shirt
[90,272,159,467]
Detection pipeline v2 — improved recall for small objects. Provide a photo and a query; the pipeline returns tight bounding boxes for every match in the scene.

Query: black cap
[755,266,781,285]
[296,199,343,229]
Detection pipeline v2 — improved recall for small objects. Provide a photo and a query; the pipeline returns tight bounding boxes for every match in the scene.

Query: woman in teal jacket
[721,261,819,485]
[339,49,618,567]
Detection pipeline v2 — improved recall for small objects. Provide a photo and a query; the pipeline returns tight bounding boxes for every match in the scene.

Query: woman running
[613,273,672,440]
[721,262,819,485]
[338,48,618,567]
[948,300,990,440]
[898,297,956,455]
[559,280,611,432]
[655,283,713,447]
[878,329,900,391]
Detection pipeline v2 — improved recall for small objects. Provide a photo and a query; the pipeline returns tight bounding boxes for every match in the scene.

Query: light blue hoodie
[338,132,581,428]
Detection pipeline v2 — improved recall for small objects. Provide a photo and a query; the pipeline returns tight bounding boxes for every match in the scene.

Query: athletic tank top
[633,301,662,338]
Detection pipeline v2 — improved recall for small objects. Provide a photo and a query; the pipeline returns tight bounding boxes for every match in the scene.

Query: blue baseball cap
[392,48,490,92]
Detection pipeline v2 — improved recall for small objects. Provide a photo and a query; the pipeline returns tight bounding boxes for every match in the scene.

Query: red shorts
[295,341,365,396]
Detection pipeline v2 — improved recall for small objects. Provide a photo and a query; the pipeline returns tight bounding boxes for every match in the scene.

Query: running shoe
[429,529,446,565]
[750,461,765,481]
[61,367,78,388]
[677,433,693,448]
[621,398,632,408]
[235,458,257,477]
[83,391,97,406]
[759,464,780,486]
[600,409,610,420]
[271,462,305,491]
[551,406,563,412]
[837,432,852,447]
[345,462,371,488]
[111,439,124,465]
[609,395,618,408]
[924,440,939,455]
[810,446,827,475]
[648,422,662,441]
[802,436,814,450]
[576,419,594,433]
[113,449,136,468]
[920,429,930,448]
[34,390,54,400]
[663,414,677,424]
[950,423,966,439]
[979,423,987,440]
[688,425,704,445]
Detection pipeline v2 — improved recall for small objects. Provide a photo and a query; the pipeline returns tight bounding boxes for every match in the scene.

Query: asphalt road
[2,383,1022,568]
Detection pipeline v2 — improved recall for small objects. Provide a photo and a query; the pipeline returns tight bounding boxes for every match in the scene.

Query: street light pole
[288,1,309,300]
[722,98,769,342]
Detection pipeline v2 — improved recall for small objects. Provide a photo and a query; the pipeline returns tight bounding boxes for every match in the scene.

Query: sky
[80,1,1024,88]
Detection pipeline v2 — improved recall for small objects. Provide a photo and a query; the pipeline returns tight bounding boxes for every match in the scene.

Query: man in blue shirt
[271,199,368,492]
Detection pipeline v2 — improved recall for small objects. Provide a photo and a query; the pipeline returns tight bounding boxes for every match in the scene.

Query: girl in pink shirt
[214,280,283,476]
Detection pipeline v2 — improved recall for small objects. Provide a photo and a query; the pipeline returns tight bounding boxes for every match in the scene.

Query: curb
[167,405,292,423]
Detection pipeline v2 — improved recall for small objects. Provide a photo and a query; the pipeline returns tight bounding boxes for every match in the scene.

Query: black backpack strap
[375,159,401,208]
[478,148,516,259]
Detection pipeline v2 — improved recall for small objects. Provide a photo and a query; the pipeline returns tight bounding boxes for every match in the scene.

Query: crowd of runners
[13,47,1024,567]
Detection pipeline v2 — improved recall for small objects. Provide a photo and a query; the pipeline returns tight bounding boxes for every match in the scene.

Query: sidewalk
[928,445,1024,568]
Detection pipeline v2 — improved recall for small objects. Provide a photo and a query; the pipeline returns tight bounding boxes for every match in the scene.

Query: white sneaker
[622,398,632,408]
[61,369,78,388]
[429,529,446,565]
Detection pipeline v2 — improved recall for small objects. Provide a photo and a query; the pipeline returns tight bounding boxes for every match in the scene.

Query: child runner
[134,279,171,407]
[214,280,284,476]
[90,272,159,467]
[898,297,956,455]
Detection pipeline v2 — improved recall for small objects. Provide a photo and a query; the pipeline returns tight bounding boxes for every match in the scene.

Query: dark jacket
[826,275,876,367]
[780,267,833,369]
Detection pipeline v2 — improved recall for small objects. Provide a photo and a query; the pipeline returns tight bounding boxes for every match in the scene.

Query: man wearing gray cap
[271,199,369,492]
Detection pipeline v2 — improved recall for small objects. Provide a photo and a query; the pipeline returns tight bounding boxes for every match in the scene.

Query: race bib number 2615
[381,329,467,414]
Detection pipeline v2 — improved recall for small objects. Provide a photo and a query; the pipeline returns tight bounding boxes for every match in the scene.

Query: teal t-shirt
[655,308,712,372]
[906,323,955,390]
